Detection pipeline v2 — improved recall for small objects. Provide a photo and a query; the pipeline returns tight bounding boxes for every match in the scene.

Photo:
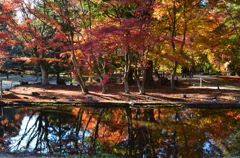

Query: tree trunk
[144,60,154,87]
[72,56,88,94]
[135,69,145,95]
[94,58,108,94]
[124,73,130,94]
[56,72,60,85]
[70,33,88,94]
[170,0,177,90]
[171,61,178,90]
[56,72,65,85]
[134,69,142,94]
[128,68,135,85]
[74,70,88,94]
[155,70,162,85]
[124,47,130,94]
[141,69,146,95]
[101,81,107,94]
[40,62,48,85]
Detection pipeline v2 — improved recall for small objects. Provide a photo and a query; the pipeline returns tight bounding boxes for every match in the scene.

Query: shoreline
[1,99,240,109]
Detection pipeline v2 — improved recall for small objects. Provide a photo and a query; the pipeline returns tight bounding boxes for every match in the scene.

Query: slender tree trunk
[171,61,178,90]
[170,0,177,90]
[128,68,135,85]
[170,0,187,90]
[144,60,154,87]
[101,81,107,94]
[70,33,88,94]
[135,69,146,95]
[39,62,48,85]
[134,69,142,94]
[124,47,130,94]
[56,72,60,85]
[155,70,162,85]
[95,58,108,94]
[124,73,130,93]
[141,69,147,95]
[72,55,88,94]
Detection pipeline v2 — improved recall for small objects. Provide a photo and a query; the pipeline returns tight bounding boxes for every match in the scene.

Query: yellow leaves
[8,40,18,45]
[152,3,168,20]
[91,0,102,4]
[75,49,83,58]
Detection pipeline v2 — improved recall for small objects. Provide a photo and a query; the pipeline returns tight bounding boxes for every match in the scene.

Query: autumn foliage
[0,0,239,93]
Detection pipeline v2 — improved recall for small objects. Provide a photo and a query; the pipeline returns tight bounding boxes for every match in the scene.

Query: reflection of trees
[0,106,239,157]
[0,107,20,136]
[10,108,93,154]
[0,107,23,151]
[223,110,240,157]
[8,107,110,155]
[121,108,233,157]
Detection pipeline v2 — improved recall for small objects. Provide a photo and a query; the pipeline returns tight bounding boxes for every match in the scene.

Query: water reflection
[0,106,240,157]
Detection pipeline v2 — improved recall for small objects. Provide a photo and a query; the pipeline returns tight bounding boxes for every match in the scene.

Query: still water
[0,106,240,157]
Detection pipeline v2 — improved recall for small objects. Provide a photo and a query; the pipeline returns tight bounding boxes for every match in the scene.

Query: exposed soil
[1,78,239,104]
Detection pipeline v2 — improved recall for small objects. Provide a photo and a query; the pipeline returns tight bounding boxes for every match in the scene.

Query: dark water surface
[1,106,240,157]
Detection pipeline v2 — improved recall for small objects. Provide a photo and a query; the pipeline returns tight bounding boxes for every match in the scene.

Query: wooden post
[200,78,202,87]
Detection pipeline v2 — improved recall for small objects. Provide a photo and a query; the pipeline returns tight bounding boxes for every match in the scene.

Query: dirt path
[181,75,240,90]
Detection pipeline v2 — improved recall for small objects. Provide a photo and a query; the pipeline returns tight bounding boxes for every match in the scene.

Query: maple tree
[0,0,67,85]
[84,0,159,94]
[0,1,17,72]
[32,0,94,93]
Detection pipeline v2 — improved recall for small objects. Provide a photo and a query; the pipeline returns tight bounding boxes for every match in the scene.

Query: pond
[0,106,240,157]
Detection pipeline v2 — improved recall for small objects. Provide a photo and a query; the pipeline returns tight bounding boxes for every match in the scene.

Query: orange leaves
[8,40,18,45]
[0,32,17,48]
[15,57,61,64]
[226,112,240,120]
[2,1,14,11]
[1,0,23,13]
